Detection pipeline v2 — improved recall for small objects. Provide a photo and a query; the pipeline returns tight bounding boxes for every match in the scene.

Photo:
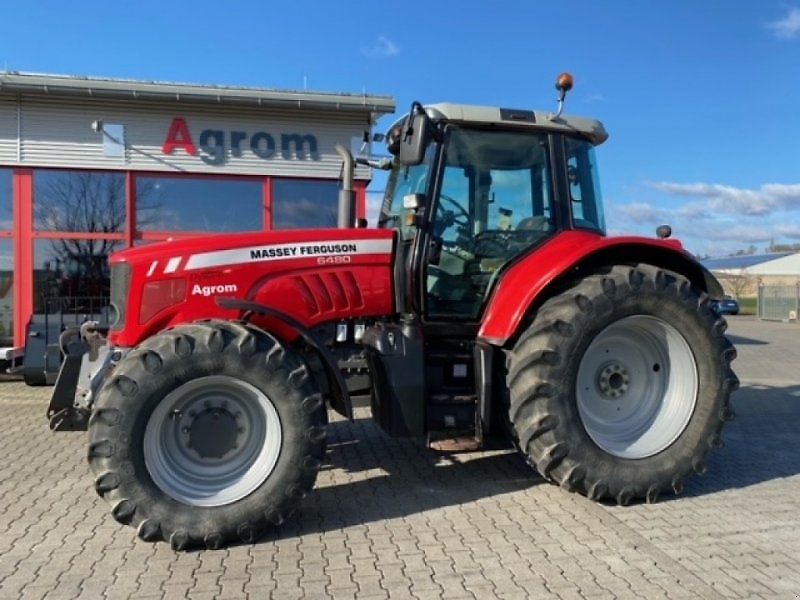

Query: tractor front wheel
[87,320,327,549]
[507,264,738,504]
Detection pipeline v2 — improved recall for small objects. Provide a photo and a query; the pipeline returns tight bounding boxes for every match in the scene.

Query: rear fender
[478,231,724,347]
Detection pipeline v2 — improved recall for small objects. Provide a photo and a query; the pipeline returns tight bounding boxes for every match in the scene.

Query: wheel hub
[186,407,241,459]
[576,315,699,459]
[597,363,630,398]
[144,376,282,507]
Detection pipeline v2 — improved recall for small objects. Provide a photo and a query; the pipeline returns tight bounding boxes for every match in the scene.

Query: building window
[136,176,263,233]
[34,239,120,312]
[34,170,126,233]
[272,179,339,229]
[0,169,11,230]
[0,239,12,344]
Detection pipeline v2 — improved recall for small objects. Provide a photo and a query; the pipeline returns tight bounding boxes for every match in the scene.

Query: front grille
[109,262,131,331]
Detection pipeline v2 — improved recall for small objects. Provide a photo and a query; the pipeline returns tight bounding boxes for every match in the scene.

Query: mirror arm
[404,101,426,142]
[355,156,393,170]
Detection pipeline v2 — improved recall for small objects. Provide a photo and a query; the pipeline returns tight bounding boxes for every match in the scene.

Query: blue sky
[1,0,798,257]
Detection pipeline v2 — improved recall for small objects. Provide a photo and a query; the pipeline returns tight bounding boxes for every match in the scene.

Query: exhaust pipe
[335,144,356,229]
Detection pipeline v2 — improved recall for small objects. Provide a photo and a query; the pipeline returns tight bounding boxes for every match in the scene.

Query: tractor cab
[379,99,608,324]
[363,87,614,447]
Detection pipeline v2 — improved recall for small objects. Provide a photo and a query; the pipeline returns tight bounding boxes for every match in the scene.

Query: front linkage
[47,321,118,431]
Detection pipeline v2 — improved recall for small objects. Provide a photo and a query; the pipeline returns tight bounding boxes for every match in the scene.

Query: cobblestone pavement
[1,317,799,599]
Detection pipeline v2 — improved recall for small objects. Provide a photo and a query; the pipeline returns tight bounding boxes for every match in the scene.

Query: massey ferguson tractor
[47,74,737,550]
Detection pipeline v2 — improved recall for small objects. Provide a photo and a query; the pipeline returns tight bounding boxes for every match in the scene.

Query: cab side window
[565,138,605,232]
[487,166,552,233]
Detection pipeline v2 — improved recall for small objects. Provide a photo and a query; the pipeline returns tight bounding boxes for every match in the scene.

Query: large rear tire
[87,320,327,549]
[507,264,738,504]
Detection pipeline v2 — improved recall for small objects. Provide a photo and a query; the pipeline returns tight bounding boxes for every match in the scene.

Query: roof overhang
[0,71,396,117]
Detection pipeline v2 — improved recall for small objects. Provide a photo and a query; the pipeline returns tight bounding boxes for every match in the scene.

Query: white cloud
[676,202,711,219]
[701,225,774,244]
[648,181,800,216]
[767,7,800,39]
[361,35,400,58]
[611,201,669,223]
[606,188,797,256]
[776,223,800,239]
[584,93,606,104]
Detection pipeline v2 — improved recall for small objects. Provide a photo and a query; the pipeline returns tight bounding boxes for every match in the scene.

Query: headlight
[109,263,131,331]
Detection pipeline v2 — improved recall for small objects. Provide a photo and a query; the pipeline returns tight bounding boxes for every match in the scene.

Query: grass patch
[738,296,757,315]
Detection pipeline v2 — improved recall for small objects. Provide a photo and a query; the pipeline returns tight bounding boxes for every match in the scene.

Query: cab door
[423,127,558,322]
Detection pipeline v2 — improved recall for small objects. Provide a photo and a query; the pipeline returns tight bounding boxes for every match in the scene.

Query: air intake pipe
[335,143,356,228]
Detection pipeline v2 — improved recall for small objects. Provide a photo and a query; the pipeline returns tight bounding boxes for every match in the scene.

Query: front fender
[478,230,722,346]
[217,298,353,420]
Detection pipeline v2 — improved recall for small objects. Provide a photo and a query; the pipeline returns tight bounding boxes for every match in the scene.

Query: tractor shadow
[266,383,800,541]
[681,383,800,498]
[726,334,769,346]
[269,418,541,539]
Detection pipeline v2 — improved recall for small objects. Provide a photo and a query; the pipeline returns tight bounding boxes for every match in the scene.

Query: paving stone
[0,317,798,599]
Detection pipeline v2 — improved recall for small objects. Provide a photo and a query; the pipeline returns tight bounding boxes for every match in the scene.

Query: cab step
[426,393,481,451]
[427,433,481,452]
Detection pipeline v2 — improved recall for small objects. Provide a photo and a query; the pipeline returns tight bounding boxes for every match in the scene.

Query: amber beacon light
[551,72,574,120]
[556,72,574,95]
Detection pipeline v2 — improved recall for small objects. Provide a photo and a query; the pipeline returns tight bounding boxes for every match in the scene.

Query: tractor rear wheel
[87,320,327,549]
[507,264,738,504]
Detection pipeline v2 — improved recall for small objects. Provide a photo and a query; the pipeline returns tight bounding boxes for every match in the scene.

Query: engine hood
[108,227,398,348]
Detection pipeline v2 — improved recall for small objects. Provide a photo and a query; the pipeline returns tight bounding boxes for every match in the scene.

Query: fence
[758,284,800,322]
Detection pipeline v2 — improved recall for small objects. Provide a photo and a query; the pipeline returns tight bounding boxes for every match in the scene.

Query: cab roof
[419,102,608,145]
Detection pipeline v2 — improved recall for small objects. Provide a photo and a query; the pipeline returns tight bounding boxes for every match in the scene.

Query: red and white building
[0,72,394,353]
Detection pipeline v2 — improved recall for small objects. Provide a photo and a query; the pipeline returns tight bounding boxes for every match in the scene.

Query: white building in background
[703,252,800,297]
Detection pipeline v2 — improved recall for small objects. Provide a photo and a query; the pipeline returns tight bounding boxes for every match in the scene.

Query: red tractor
[48,75,737,550]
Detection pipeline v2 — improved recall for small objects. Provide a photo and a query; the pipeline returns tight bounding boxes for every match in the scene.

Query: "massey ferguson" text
[249,243,358,260]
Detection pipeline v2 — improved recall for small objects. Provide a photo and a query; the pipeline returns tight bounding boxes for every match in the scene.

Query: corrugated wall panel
[14,96,374,179]
[0,97,17,163]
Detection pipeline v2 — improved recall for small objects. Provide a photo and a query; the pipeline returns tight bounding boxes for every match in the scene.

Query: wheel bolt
[182,427,189,434]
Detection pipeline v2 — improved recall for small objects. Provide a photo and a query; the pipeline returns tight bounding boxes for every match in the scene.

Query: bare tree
[34,172,158,301]
[718,270,754,299]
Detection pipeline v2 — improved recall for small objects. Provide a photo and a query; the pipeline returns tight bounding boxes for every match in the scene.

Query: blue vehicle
[712,296,740,315]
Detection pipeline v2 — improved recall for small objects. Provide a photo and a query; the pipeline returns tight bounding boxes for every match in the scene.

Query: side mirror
[397,102,431,166]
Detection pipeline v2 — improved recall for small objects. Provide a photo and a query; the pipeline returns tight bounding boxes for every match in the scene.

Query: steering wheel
[439,193,470,227]
[472,230,511,257]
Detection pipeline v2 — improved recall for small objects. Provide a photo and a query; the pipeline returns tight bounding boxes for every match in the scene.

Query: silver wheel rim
[144,375,282,507]
[576,315,698,459]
